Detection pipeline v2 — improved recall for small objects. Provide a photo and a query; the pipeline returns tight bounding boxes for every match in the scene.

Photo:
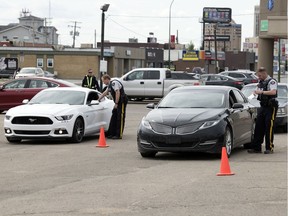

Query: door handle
[140,81,144,84]
[157,82,162,85]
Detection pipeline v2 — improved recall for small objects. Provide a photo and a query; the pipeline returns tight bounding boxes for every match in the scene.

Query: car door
[121,70,145,97]
[206,75,223,86]
[0,79,28,110]
[143,70,162,97]
[83,91,105,134]
[229,90,253,145]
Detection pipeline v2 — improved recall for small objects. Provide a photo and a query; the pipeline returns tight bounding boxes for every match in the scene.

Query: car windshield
[242,85,287,98]
[19,68,36,74]
[30,90,85,105]
[158,91,225,108]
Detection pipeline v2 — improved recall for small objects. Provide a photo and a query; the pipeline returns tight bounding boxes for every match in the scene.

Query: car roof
[201,74,240,80]
[2,77,78,87]
[244,82,288,87]
[172,85,237,92]
[41,87,90,92]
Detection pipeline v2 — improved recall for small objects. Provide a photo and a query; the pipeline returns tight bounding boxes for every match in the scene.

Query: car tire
[140,152,157,158]
[6,137,21,143]
[224,127,233,157]
[70,117,84,143]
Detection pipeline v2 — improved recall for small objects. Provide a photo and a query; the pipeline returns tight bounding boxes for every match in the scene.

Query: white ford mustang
[4,87,114,143]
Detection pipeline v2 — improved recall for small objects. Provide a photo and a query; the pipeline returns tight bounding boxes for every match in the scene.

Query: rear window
[145,71,160,79]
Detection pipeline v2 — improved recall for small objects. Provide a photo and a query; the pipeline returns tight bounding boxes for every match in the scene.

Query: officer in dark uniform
[248,67,278,154]
[82,69,100,91]
[98,74,128,139]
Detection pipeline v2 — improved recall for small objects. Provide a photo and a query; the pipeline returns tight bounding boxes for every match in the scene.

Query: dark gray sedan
[137,86,257,158]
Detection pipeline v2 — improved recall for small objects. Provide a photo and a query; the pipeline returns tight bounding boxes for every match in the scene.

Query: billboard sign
[203,7,232,23]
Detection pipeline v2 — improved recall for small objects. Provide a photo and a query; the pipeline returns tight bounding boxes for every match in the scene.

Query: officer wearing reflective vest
[82,69,100,91]
[248,67,278,154]
[98,74,128,139]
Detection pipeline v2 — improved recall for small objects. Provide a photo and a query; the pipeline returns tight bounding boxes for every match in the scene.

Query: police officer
[98,74,128,139]
[248,67,278,154]
[82,69,100,91]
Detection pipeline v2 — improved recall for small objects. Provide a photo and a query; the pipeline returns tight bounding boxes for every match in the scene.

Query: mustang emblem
[28,118,37,123]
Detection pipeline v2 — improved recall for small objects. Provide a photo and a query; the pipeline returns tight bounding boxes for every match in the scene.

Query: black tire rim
[74,119,84,142]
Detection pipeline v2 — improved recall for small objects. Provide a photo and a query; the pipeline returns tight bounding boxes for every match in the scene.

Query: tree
[187,41,195,51]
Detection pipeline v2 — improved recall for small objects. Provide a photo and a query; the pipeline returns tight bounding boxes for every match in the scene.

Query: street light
[168,0,174,69]
[99,3,110,91]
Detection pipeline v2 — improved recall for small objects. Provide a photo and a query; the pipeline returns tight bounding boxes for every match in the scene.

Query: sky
[1,0,260,48]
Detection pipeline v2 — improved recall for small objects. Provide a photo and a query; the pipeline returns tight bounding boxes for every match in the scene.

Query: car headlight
[141,118,152,130]
[5,115,11,120]
[55,114,74,121]
[277,106,287,116]
[199,120,220,130]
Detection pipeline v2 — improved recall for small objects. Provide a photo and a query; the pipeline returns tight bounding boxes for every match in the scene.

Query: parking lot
[0,102,287,216]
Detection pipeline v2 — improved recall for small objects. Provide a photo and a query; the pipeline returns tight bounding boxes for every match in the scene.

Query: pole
[168,0,174,69]
[72,21,76,48]
[100,10,105,91]
[214,23,218,73]
[202,21,205,50]
[278,39,281,82]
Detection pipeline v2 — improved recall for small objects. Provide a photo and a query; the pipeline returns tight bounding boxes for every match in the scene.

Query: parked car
[219,71,258,85]
[137,86,257,158]
[200,74,244,90]
[118,68,200,100]
[171,71,199,80]
[0,69,16,79]
[44,71,57,78]
[0,77,78,113]
[241,83,288,130]
[15,67,45,79]
[4,87,114,143]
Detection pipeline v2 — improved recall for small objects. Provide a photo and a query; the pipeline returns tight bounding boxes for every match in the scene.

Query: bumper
[275,115,287,127]
[137,122,226,154]
[4,117,75,139]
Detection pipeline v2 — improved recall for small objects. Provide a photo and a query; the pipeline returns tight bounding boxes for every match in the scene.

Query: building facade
[204,20,242,52]
[0,13,58,46]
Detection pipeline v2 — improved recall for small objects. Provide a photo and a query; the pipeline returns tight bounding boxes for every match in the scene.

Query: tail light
[233,81,243,85]
[193,82,200,86]
[251,79,258,83]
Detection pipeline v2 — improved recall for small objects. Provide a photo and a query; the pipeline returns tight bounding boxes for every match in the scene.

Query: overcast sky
[1,0,260,48]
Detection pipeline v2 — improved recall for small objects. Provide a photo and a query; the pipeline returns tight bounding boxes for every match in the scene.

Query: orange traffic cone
[96,127,109,148]
[217,147,234,176]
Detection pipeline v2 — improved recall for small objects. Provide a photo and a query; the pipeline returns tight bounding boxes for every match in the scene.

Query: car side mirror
[89,100,99,106]
[22,99,29,104]
[146,103,155,109]
[232,103,244,109]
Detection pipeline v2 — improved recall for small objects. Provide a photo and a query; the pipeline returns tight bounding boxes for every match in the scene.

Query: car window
[210,75,221,81]
[86,92,99,104]
[229,73,245,78]
[166,70,171,79]
[126,71,144,80]
[200,75,208,81]
[158,91,225,108]
[241,86,256,97]
[4,80,26,89]
[29,80,49,88]
[233,90,245,103]
[278,85,288,98]
[47,81,60,87]
[144,71,160,79]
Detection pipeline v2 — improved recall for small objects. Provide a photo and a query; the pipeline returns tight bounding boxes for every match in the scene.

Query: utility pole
[68,21,81,48]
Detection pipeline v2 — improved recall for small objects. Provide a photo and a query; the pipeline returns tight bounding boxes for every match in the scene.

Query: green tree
[187,41,195,51]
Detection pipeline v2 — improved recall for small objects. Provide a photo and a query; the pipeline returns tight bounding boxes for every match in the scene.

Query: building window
[37,58,44,68]
[13,36,18,40]
[47,58,54,68]
[3,36,8,40]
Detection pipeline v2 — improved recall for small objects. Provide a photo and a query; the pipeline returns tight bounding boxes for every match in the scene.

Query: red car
[0,77,78,113]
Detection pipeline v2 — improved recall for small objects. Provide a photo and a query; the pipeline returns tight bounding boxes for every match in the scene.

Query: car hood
[248,98,287,107]
[6,104,80,116]
[145,108,225,127]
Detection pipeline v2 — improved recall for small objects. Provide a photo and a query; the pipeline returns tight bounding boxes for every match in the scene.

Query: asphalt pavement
[0,102,287,216]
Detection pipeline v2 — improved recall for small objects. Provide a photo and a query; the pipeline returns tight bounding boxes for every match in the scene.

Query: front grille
[152,140,199,148]
[12,116,53,125]
[176,122,203,135]
[150,122,172,134]
[14,130,50,135]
